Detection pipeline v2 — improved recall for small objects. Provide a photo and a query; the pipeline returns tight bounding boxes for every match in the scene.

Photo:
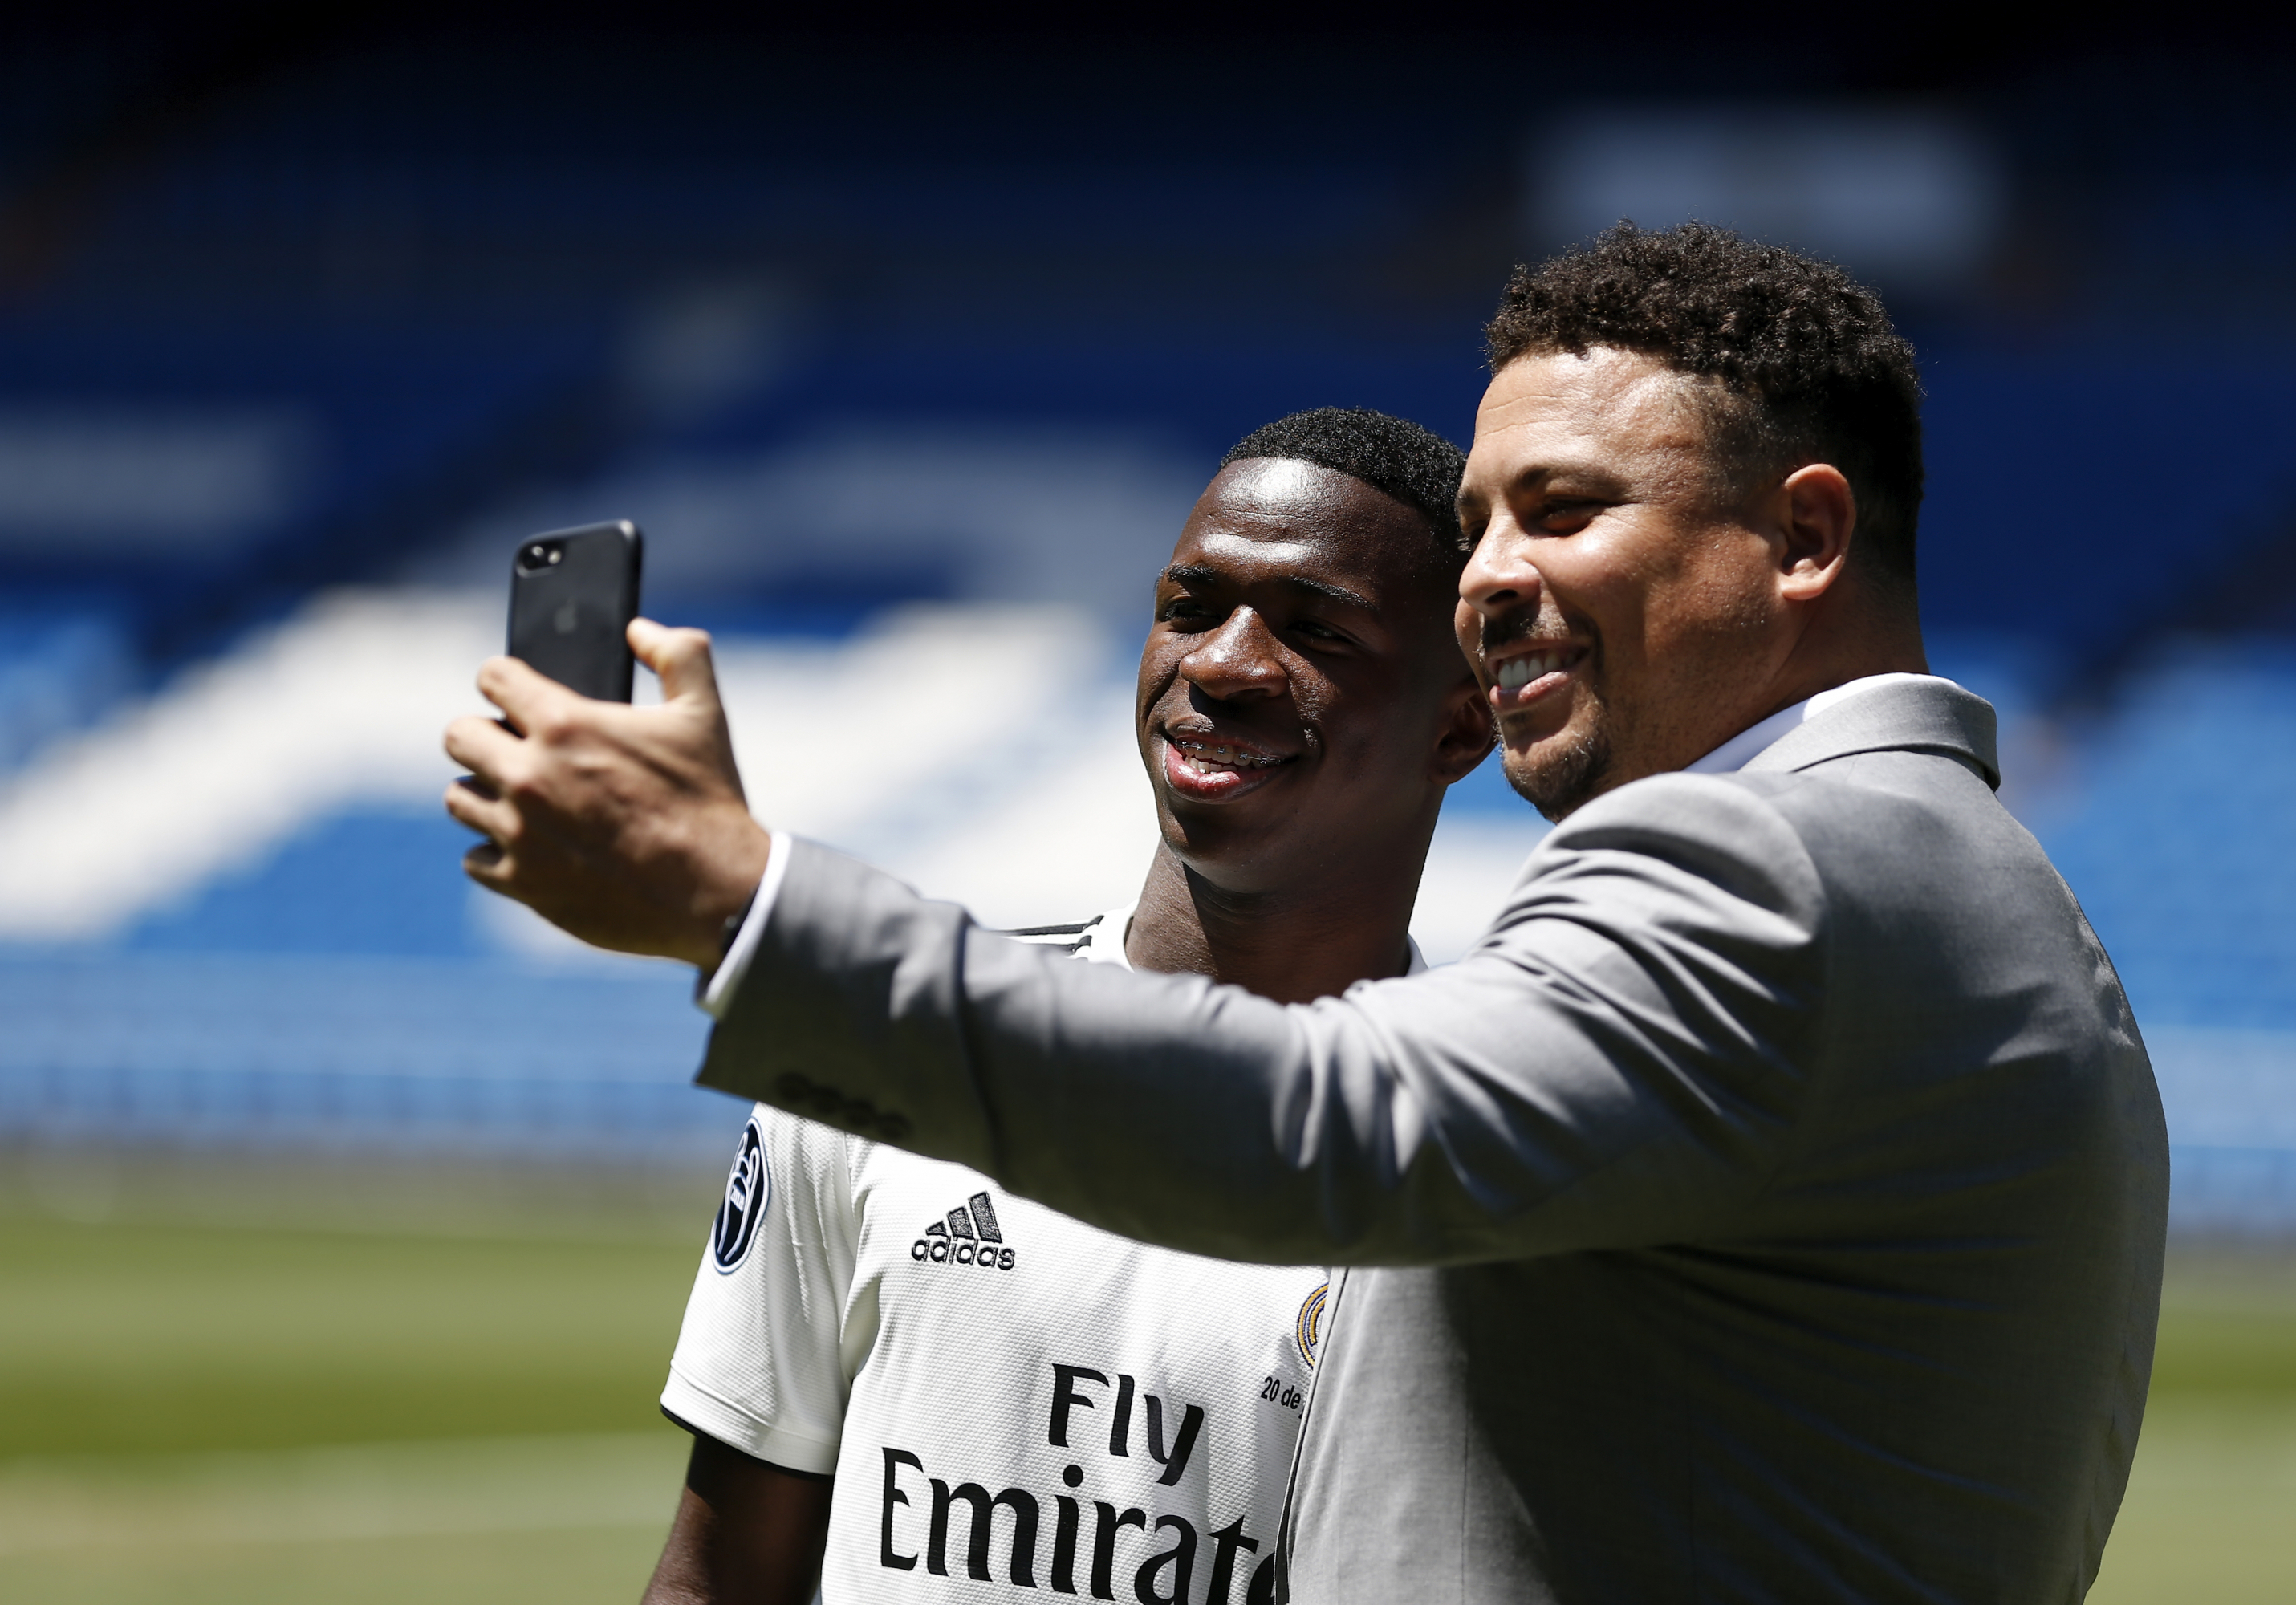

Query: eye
[1536,499,1606,534]
[1288,617,1355,649]
[1158,595,1218,629]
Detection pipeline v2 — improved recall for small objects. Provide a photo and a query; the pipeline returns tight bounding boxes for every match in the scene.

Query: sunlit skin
[453,458,1498,1605]
[441,348,1923,960]
[441,459,1496,997]
[1128,458,1494,1000]
[1453,346,1927,819]
[445,627,773,970]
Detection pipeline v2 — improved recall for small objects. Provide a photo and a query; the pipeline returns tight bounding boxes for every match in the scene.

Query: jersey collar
[1080,904,1430,976]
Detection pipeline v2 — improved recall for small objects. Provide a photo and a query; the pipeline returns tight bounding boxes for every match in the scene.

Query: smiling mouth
[1172,737,1283,770]
[1488,641,1588,702]
[1494,649,1571,690]
[1162,733,1294,802]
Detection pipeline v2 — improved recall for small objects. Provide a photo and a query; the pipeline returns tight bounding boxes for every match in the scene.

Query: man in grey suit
[447,224,2168,1602]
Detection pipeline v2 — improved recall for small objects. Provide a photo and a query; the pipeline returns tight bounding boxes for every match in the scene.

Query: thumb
[629,618,725,711]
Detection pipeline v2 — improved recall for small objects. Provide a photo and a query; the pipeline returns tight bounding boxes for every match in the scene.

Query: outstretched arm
[643,1434,833,1605]
[709,778,1827,1270]
[449,624,1828,1269]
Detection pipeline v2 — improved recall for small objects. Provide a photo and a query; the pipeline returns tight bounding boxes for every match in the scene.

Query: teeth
[1173,738,1280,770]
[1495,651,1567,690]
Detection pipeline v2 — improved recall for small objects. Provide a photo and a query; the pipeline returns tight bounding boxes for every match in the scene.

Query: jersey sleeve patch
[711,1114,772,1274]
[1296,1282,1329,1367]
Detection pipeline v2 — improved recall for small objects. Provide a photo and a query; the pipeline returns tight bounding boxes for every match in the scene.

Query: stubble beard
[1503,707,1612,823]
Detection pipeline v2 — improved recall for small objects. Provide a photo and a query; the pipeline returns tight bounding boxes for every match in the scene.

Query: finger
[475,653,583,736]
[630,618,725,711]
[444,776,518,841]
[444,712,525,778]
[462,839,517,892]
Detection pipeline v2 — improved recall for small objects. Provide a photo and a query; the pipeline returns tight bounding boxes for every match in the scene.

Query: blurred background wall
[0,6,2291,1602]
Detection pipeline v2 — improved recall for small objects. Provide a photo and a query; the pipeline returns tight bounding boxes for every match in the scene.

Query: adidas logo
[911,1190,1018,1271]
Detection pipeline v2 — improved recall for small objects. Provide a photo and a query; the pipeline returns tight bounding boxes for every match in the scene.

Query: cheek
[1323,684,1433,766]
[1660,544,1776,650]
[1545,543,1653,648]
[1567,524,1750,660]
[1288,677,1337,730]
[1136,643,1182,709]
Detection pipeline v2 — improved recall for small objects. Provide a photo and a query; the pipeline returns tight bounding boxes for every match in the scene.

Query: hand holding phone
[506,520,644,701]
[445,619,772,968]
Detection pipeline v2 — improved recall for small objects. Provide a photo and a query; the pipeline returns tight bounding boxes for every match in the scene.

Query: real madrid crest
[712,1115,771,1273]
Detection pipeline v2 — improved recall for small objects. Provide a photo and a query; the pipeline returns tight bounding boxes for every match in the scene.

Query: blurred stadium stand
[0,16,2290,1225]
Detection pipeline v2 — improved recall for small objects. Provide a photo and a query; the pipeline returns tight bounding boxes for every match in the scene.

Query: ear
[1432,668,1499,786]
[1778,463,1856,603]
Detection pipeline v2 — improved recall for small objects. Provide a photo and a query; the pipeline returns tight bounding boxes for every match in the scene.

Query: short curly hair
[1485,222,1924,591]
[1220,406,1466,565]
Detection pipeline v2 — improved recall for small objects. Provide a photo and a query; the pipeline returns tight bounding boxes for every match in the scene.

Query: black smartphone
[506,521,644,701]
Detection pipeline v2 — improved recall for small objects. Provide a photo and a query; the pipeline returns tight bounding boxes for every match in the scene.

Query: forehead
[1462,347,1711,492]
[1170,459,1432,588]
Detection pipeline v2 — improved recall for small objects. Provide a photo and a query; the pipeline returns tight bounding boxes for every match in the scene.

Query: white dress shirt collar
[1684,672,1957,775]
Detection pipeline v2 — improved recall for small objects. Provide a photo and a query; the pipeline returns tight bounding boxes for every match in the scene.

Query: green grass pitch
[0,1170,2290,1603]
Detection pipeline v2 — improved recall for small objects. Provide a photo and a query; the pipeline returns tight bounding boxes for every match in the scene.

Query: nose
[1179,608,1288,702]
[1458,520,1542,622]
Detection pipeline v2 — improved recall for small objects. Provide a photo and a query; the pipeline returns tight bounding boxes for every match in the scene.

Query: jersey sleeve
[661,1104,862,1476]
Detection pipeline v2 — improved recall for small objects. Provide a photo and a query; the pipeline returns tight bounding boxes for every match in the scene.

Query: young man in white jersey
[640,408,1494,1605]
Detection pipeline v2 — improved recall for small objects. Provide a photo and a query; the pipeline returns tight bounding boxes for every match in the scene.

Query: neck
[1123,839,1425,1004]
[1758,593,1929,723]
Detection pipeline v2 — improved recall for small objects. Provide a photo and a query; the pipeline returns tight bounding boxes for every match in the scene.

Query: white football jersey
[663,909,1346,1605]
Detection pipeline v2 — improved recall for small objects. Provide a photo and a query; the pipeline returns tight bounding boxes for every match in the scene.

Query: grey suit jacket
[699,680,2168,1603]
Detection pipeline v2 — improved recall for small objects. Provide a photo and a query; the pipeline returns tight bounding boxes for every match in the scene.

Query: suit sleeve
[697,774,1830,1266]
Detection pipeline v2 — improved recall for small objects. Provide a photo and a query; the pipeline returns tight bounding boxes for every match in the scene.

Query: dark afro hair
[1219,407,1467,565]
[1485,222,1925,594]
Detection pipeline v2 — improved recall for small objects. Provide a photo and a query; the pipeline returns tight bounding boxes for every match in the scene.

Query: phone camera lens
[516,542,564,574]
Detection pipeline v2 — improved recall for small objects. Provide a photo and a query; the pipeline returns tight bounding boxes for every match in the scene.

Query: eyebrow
[1160,563,1380,613]
[1461,461,1632,513]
